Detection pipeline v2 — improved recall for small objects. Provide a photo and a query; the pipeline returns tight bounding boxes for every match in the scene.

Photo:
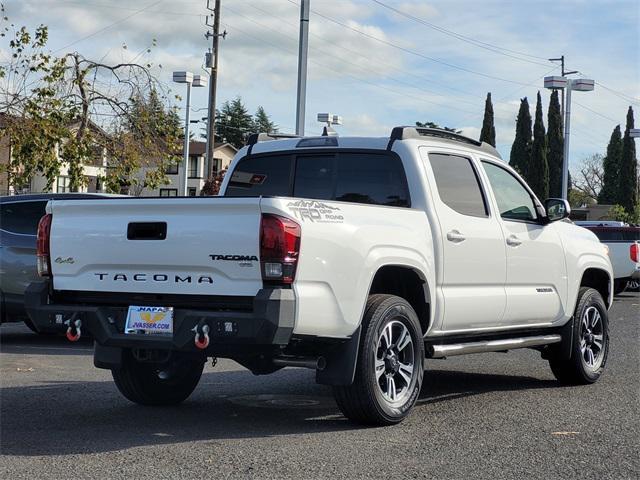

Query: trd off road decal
[287,200,344,223]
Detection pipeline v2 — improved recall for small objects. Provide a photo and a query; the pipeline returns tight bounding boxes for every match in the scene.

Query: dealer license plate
[125,306,174,335]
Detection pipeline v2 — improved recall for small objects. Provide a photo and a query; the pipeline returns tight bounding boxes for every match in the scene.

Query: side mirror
[545,198,571,222]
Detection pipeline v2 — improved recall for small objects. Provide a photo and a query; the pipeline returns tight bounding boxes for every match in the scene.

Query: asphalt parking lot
[1,293,638,479]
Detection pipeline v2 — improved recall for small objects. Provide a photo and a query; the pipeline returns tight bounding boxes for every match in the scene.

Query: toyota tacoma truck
[25,127,613,425]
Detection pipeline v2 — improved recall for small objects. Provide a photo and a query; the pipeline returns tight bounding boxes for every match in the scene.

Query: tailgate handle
[127,222,167,240]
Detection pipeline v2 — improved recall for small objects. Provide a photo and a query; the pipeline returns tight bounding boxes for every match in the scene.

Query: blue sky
[4,0,639,173]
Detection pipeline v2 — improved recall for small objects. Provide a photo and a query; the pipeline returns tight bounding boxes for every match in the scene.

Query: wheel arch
[579,267,612,309]
[368,264,432,335]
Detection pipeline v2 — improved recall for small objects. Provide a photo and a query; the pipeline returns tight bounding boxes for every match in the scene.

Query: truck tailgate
[48,197,263,296]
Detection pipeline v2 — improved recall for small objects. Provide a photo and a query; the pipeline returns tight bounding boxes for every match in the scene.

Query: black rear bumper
[25,281,295,356]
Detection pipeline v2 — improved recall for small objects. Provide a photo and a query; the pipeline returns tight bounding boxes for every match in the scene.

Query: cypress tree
[618,106,638,213]
[529,92,549,199]
[479,92,496,147]
[547,89,564,198]
[509,97,532,180]
[598,125,623,204]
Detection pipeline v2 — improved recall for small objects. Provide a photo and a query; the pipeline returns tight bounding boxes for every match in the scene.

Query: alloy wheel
[375,320,416,404]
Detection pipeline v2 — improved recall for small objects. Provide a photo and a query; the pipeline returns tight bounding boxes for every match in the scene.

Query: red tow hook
[194,324,210,350]
[65,319,82,342]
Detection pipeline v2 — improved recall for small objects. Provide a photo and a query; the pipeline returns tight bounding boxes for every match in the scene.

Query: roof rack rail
[246,132,301,146]
[387,126,502,159]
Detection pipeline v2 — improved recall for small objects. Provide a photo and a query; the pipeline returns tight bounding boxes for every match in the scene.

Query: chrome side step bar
[428,334,562,358]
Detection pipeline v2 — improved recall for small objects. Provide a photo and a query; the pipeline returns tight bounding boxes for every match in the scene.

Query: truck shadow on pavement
[1,365,558,457]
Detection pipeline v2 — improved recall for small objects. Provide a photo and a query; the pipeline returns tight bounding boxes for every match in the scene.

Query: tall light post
[544,76,594,200]
[173,71,207,195]
[295,0,310,136]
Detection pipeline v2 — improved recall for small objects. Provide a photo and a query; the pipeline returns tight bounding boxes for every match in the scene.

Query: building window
[165,163,179,175]
[188,156,199,178]
[56,176,71,193]
[214,157,222,175]
[159,188,178,197]
[188,187,197,197]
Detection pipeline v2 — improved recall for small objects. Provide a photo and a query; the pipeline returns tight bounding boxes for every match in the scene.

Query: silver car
[0,193,110,332]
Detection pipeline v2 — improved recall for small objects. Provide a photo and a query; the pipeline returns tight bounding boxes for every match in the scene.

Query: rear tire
[112,350,205,406]
[333,294,424,426]
[548,287,609,385]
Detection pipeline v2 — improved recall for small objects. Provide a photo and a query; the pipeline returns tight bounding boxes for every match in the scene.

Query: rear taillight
[36,213,52,277]
[260,214,301,285]
[631,243,639,263]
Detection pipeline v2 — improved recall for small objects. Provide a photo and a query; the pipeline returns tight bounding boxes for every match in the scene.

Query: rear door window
[334,153,409,206]
[0,201,47,235]
[428,153,488,217]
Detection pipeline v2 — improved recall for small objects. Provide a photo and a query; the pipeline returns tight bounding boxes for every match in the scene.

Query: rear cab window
[225,150,411,207]
[588,228,640,242]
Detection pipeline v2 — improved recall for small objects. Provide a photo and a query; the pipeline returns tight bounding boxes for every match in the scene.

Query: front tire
[112,350,205,406]
[548,287,609,385]
[333,294,424,426]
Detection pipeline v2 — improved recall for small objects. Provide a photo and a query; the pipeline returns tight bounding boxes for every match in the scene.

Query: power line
[54,1,164,53]
[53,1,204,17]
[240,1,488,107]
[369,0,553,67]
[572,101,620,124]
[222,6,480,115]
[285,0,545,87]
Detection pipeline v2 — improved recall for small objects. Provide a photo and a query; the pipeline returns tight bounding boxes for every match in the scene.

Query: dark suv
[0,193,110,331]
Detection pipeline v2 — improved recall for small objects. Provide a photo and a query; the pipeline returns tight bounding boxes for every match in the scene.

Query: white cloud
[3,0,637,163]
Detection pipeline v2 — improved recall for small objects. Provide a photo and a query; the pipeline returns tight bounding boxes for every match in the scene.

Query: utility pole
[295,0,310,136]
[205,0,225,178]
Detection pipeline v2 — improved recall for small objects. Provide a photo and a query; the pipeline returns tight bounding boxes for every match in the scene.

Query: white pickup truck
[26,127,613,425]
[576,224,640,294]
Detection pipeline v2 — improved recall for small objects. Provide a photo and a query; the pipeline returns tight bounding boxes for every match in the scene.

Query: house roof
[188,141,238,156]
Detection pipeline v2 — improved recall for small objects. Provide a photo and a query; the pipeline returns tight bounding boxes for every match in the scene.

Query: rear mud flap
[316,326,361,386]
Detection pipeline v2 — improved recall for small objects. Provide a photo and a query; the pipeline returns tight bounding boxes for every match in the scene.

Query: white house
[144,141,237,197]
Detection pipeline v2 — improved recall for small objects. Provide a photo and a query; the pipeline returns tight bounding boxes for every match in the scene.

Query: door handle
[446,230,466,243]
[506,235,522,247]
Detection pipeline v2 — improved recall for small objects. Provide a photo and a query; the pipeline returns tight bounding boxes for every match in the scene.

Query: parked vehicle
[576,224,640,295]
[25,128,613,425]
[0,193,111,332]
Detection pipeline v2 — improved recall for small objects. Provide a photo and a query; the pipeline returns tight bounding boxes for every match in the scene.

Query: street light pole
[544,75,594,200]
[295,0,310,136]
[173,72,206,196]
[562,81,572,200]
[182,82,192,197]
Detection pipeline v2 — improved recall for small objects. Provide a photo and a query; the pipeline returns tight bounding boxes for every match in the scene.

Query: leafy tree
[547,89,564,198]
[479,92,496,146]
[215,97,253,149]
[415,121,460,133]
[509,97,532,180]
[598,125,623,204]
[607,204,640,224]
[618,106,637,213]
[0,15,180,193]
[253,106,278,134]
[529,92,549,199]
